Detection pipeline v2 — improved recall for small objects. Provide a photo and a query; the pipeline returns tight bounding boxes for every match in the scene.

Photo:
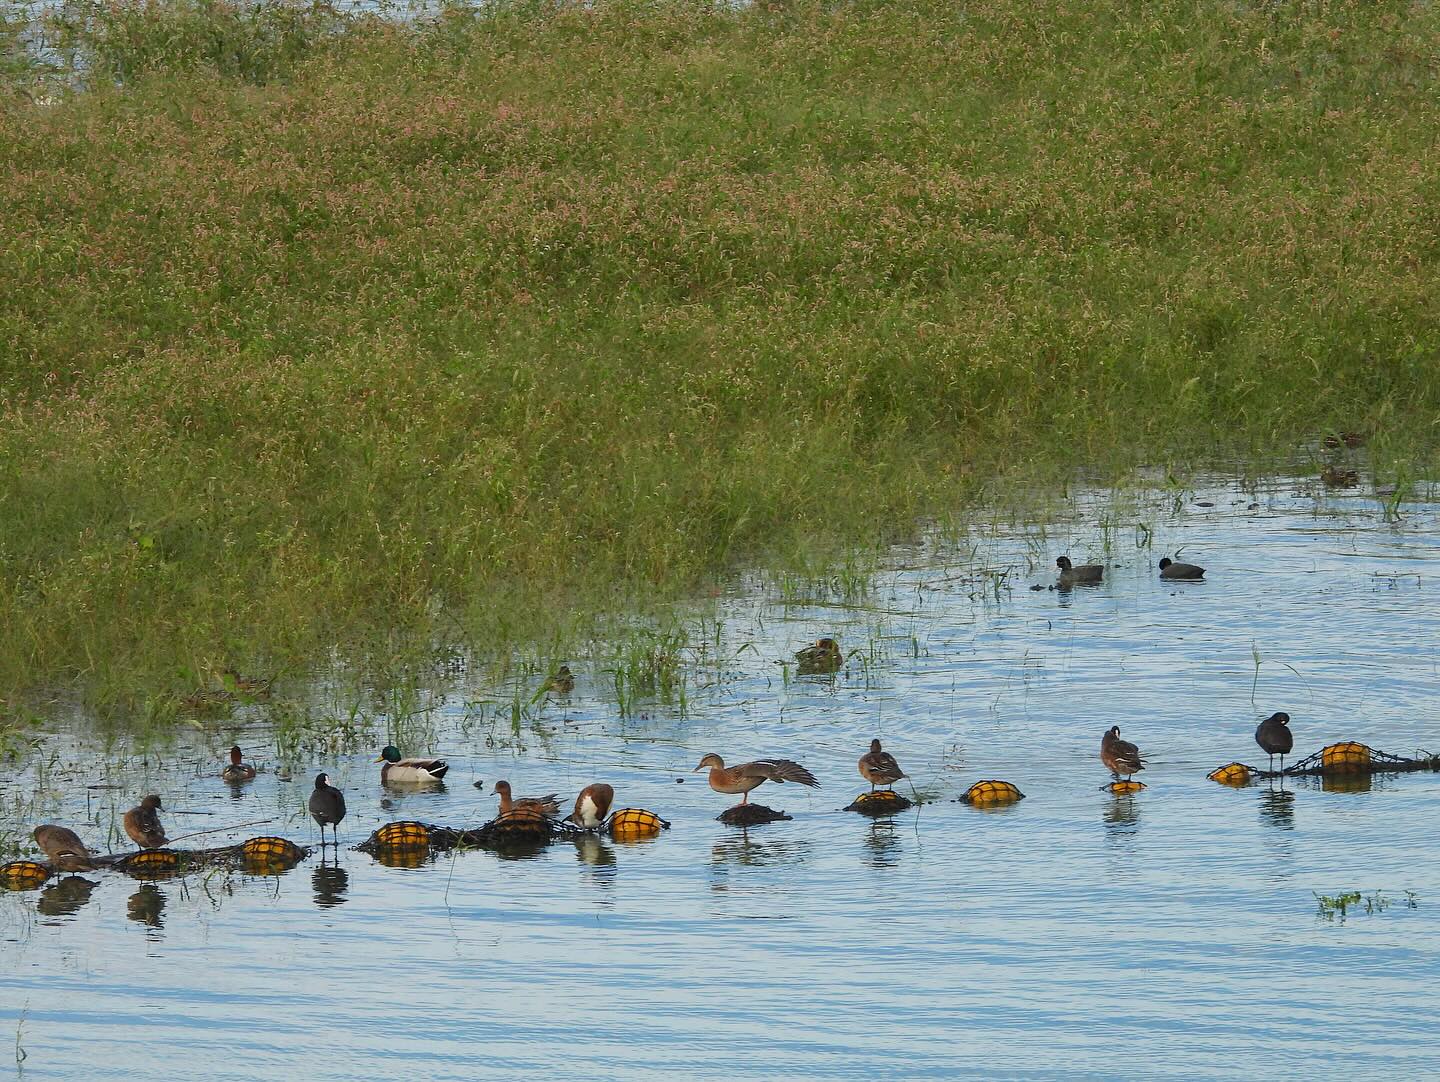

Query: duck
[1158,557,1205,580]
[693,753,820,806]
[1100,726,1144,781]
[564,783,615,830]
[221,667,272,698]
[493,780,560,817]
[32,825,96,872]
[308,774,347,845]
[123,795,168,849]
[795,638,844,675]
[374,745,449,784]
[544,665,576,695]
[1056,556,1104,586]
[221,744,257,783]
[858,739,906,792]
[1255,712,1294,773]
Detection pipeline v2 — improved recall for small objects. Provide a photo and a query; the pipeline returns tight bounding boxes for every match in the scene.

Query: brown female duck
[123,795,168,849]
[1056,556,1104,586]
[493,780,561,817]
[858,739,906,792]
[221,745,257,783]
[1255,712,1293,772]
[693,753,820,805]
[1100,726,1144,781]
[564,783,615,830]
[33,825,96,872]
[795,638,844,675]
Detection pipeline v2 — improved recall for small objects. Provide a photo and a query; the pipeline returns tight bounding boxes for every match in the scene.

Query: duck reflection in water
[1103,794,1141,834]
[573,835,617,897]
[1258,787,1296,830]
[862,821,901,870]
[37,876,99,920]
[127,883,166,930]
[312,863,349,908]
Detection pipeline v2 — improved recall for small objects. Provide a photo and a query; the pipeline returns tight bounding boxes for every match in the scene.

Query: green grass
[2,0,1439,710]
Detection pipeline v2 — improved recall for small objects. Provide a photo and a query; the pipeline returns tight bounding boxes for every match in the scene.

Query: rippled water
[4,474,1439,1079]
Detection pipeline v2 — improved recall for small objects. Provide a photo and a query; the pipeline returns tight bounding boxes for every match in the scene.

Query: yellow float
[1104,780,1146,795]
[607,808,671,840]
[1207,763,1252,787]
[960,780,1026,806]
[1321,742,1372,774]
[1,860,52,890]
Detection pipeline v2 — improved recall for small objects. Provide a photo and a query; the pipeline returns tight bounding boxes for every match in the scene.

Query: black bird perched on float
[1056,556,1104,586]
[1158,557,1205,580]
[1100,726,1144,781]
[308,773,347,846]
[1255,712,1293,773]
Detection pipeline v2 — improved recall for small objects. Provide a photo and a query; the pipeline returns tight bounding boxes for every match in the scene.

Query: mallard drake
[693,753,820,805]
[1158,557,1205,580]
[858,739,906,791]
[1056,556,1104,586]
[308,774,346,845]
[221,744,257,783]
[1100,727,1144,781]
[795,638,844,675]
[493,780,560,817]
[564,783,615,829]
[1255,712,1293,772]
[123,795,168,849]
[32,825,96,872]
[374,745,449,784]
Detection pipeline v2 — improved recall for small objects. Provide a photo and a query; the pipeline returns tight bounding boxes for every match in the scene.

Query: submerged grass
[3,0,1440,709]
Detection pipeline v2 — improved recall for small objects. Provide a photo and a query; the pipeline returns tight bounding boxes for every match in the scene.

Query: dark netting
[717,804,792,826]
[356,812,581,857]
[111,837,310,879]
[1212,742,1440,783]
[844,790,915,816]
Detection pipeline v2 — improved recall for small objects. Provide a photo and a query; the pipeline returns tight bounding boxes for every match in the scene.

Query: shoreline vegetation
[2,0,1438,714]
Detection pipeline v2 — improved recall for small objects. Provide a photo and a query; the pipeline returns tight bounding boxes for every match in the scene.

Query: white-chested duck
[33,825,97,872]
[123,795,168,849]
[1056,556,1104,586]
[693,753,820,806]
[1100,726,1144,781]
[858,739,906,792]
[493,780,560,817]
[221,744,257,783]
[564,783,615,830]
[374,745,449,784]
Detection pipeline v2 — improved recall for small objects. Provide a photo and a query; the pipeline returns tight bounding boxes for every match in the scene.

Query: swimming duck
[693,753,820,805]
[374,745,450,784]
[1056,556,1104,586]
[221,744,257,783]
[545,665,576,695]
[858,739,906,792]
[32,825,97,872]
[1158,557,1205,580]
[1255,712,1293,773]
[493,780,560,817]
[221,667,272,698]
[308,774,347,845]
[564,783,616,830]
[123,795,168,849]
[795,638,844,675]
[1100,727,1144,781]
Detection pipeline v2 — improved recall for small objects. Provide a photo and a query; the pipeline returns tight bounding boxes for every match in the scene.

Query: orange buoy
[1321,742,1372,775]
[607,808,671,840]
[1105,780,1146,795]
[960,780,1026,806]
[1207,763,1252,787]
[1,860,52,890]
[373,821,431,851]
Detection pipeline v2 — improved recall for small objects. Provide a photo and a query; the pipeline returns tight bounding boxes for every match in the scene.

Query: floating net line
[2,836,309,890]
[356,809,671,856]
[1210,742,1440,785]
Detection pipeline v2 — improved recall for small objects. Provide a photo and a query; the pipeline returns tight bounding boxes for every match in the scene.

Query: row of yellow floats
[1,836,309,892]
[845,779,1029,817]
[1210,742,1440,788]
[357,807,672,864]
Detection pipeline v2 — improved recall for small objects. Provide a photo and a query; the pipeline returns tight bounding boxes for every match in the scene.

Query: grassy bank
[1,0,1438,709]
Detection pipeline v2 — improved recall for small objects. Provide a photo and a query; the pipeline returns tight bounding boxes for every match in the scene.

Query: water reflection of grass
[4,0,1440,711]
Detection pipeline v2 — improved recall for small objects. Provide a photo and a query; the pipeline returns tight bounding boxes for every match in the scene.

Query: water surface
[4,474,1438,1079]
